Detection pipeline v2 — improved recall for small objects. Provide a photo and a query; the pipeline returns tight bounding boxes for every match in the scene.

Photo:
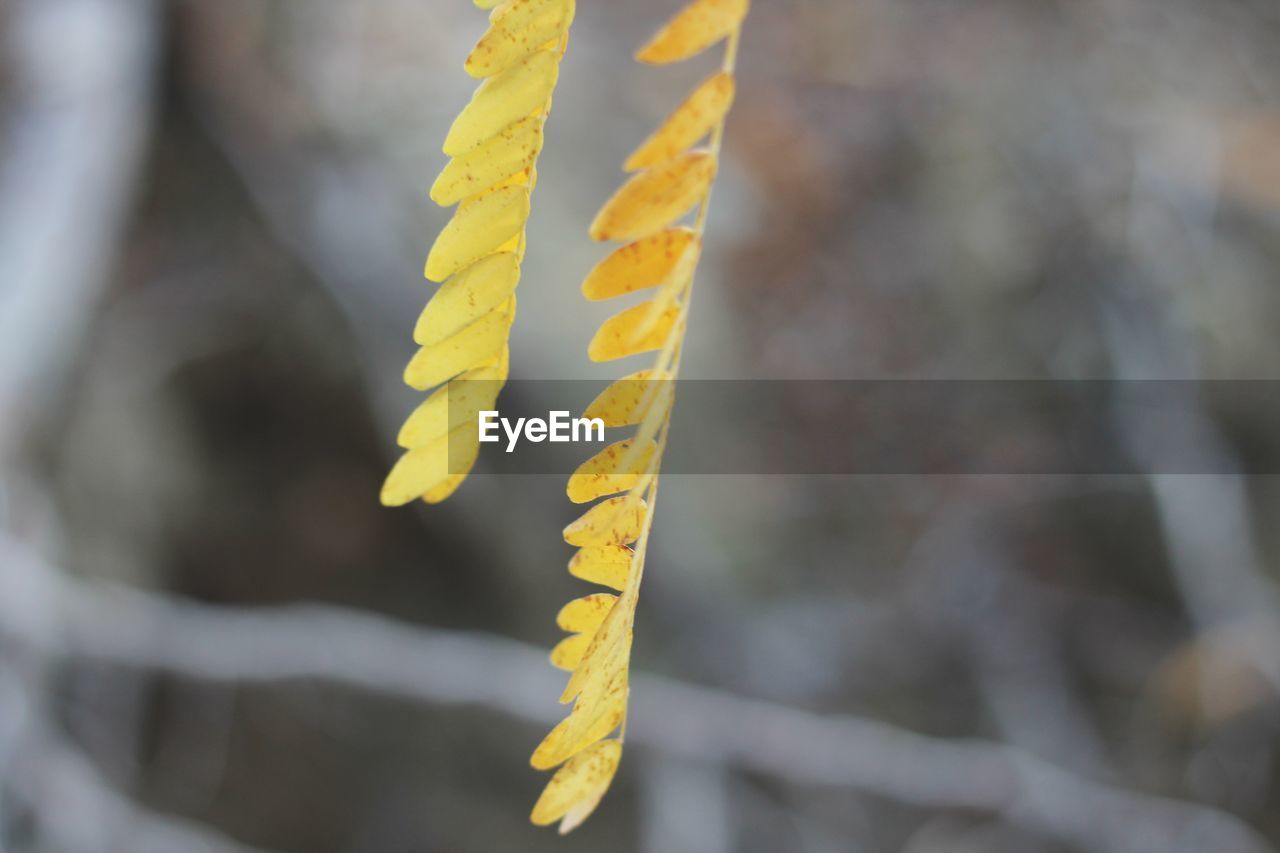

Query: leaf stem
[616,20,745,743]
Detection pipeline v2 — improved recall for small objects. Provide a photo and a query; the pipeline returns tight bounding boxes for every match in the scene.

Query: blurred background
[2,0,1280,851]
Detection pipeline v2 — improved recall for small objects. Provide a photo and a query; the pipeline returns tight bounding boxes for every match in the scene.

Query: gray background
[2,0,1280,852]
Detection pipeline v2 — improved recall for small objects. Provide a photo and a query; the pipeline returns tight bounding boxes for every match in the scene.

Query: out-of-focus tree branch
[0,3,176,849]
[0,534,1270,853]
[6,712,281,853]
[1101,126,1280,704]
[0,0,159,461]
[902,501,1116,777]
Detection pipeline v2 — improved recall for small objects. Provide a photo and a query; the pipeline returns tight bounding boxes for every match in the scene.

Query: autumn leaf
[531,0,749,831]
[383,1,575,506]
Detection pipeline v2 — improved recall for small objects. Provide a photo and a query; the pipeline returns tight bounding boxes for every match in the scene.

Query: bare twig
[902,499,1115,776]
[1099,122,1280,698]
[0,0,159,460]
[8,714,280,853]
[0,535,1269,853]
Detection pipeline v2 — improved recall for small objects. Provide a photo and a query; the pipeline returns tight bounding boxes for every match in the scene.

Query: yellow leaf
[531,668,627,770]
[387,0,573,509]
[426,187,530,282]
[636,0,749,65]
[431,117,544,207]
[568,545,633,590]
[629,240,700,343]
[466,0,575,79]
[531,0,752,830]
[415,253,521,347]
[444,50,560,156]
[380,423,480,507]
[557,784,609,834]
[558,589,635,703]
[582,228,699,301]
[396,360,506,449]
[563,496,647,547]
[567,439,659,504]
[623,378,677,472]
[496,231,525,260]
[588,301,678,362]
[529,740,622,829]
[550,633,591,670]
[556,593,619,633]
[447,166,533,208]
[625,71,736,171]
[582,370,673,427]
[423,472,470,504]
[590,151,717,242]
[403,301,513,391]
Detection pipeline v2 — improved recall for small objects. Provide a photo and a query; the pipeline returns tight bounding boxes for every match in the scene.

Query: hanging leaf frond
[382,0,575,507]
[531,0,750,833]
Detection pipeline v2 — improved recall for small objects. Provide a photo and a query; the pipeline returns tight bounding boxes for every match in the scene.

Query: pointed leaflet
[466,0,575,79]
[582,228,699,301]
[444,49,561,156]
[636,0,749,65]
[590,151,718,242]
[625,72,736,171]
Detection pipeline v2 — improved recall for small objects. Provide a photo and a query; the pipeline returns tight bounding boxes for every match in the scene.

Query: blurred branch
[172,0,575,596]
[1102,130,1280,700]
[904,502,1115,776]
[1,534,1270,853]
[639,757,733,853]
[0,6,166,849]
[0,0,159,460]
[173,0,423,443]
[6,711,280,853]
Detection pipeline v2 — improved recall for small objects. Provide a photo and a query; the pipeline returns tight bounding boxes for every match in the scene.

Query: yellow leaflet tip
[635,0,749,65]
[465,0,576,79]
[589,151,717,243]
[529,740,623,828]
[623,71,736,172]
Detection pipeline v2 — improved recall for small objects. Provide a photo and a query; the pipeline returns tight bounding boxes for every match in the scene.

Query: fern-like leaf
[382,0,575,507]
[531,0,750,832]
